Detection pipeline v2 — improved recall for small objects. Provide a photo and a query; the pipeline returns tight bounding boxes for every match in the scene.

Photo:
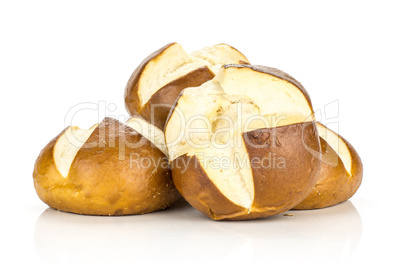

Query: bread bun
[165,64,322,220]
[33,117,181,215]
[293,122,363,209]
[124,43,249,130]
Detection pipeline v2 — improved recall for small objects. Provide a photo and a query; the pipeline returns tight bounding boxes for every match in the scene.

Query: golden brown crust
[293,125,363,210]
[139,66,214,130]
[164,63,323,220]
[124,43,176,117]
[170,122,321,221]
[242,122,321,219]
[171,155,248,220]
[33,117,181,215]
[33,128,68,211]
[343,136,363,199]
[125,43,249,129]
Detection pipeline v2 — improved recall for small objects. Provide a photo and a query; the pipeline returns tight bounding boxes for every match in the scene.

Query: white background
[1,0,401,267]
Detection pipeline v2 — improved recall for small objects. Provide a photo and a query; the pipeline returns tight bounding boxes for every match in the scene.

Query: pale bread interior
[137,43,248,107]
[165,66,314,209]
[125,116,168,156]
[317,123,352,174]
[54,124,98,178]
[53,118,168,178]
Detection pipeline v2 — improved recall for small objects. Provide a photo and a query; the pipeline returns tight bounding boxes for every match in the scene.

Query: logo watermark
[60,99,342,172]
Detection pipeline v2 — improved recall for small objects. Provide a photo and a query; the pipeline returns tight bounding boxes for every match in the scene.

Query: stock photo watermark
[60,99,342,172]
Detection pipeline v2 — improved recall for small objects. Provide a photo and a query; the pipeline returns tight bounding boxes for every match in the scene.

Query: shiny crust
[139,66,214,130]
[125,43,249,129]
[293,124,363,209]
[124,43,176,117]
[33,118,181,215]
[171,155,248,220]
[242,122,321,219]
[170,122,321,220]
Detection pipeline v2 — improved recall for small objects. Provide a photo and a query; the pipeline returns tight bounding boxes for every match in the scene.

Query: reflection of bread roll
[33,117,181,215]
[34,201,361,264]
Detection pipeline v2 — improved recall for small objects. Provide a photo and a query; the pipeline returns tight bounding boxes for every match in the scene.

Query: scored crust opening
[316,123,352,174]
[137,43,248,108]
[125,116,168,156]
[54,124,98,178]
[53,118,168,178]
[165,65,315,209]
